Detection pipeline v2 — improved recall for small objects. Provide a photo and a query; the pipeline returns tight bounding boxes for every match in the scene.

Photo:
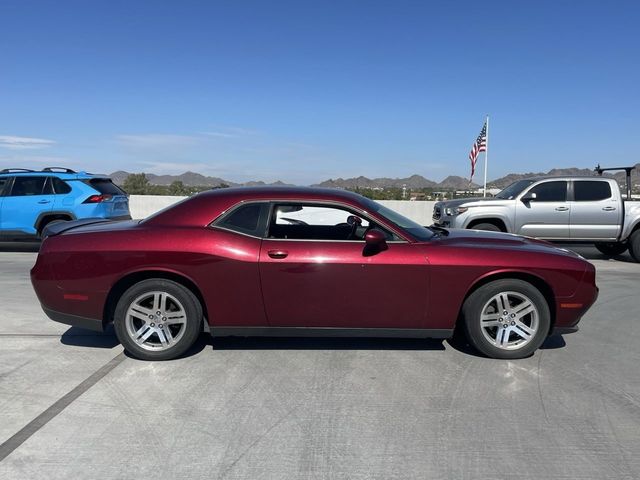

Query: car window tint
[86,179,125,195]
[0,177,9,195]
[42,177,54,195]
[216,203,266,236]
[52,177,72,194]
[528,181,567,202]
[574,181,611,201]
[9,176,47,196]
[269,203,397,241]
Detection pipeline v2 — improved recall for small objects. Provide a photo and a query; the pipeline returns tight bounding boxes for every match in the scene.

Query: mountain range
[110,163,640,190]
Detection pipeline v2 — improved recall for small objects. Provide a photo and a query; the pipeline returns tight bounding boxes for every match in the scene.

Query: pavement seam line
[0,352,127,462]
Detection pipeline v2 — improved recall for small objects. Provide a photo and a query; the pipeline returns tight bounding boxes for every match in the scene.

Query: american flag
[469,122,487,182]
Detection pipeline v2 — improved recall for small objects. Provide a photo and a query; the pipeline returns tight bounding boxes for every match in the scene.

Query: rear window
[573,181,611,202]
[85,179,126,195]
[214,202,268,236]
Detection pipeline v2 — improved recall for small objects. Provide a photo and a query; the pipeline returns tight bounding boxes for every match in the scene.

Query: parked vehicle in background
[32,186,598,361]
[433,170,640,262]
[0,167,130,240]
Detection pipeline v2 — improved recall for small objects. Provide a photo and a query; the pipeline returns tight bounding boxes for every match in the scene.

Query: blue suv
[0,167,131,240]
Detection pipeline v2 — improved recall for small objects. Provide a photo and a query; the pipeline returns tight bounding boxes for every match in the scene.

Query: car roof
[197,185,368,204]
[519,175,614,183]
[0,169,108,180]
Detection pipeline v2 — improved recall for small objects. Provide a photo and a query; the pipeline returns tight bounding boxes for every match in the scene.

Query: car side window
[0,177,9,196]
[8,176,48,196]
[573,181,611,201]
[527,181,567,202]
[51,177,72,194]
[268,203,397,241]
[214,202,269,237]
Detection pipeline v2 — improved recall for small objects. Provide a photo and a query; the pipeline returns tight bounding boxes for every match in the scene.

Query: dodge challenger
[31,187,598,360]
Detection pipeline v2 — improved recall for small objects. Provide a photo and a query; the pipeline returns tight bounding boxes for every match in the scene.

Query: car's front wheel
[114,279,203,360]
[462,279,550,359]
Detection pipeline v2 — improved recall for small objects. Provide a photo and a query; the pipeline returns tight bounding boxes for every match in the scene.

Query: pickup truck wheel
[594,242,628,257]
[469,222,502,232]
[629,230,640,263]
[462,279,550,359]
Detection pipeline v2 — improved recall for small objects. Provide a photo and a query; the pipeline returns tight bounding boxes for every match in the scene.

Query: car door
[0,176,10,234]
[258,202,430,329]
[1,176,55,235]
[569,180,621,240]
[514,180,570,239]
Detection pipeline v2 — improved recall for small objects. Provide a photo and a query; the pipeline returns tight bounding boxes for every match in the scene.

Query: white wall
[129,195,436,225]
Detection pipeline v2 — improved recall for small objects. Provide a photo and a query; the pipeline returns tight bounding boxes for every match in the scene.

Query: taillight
[83,194,113,203]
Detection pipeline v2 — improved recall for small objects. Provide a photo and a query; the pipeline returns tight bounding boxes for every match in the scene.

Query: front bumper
[43,306,104,332]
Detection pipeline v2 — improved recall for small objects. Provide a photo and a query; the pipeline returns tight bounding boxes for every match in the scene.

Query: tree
[168,180,188,196]
[123,173,149,195]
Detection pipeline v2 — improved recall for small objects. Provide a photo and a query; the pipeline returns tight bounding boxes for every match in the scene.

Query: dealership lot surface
[0,245,638,479]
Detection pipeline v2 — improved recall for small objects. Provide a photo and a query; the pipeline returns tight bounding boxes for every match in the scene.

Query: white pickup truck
[432,175,640,261]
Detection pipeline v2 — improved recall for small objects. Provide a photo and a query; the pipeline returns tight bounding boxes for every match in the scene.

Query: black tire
[113,279,203,360]
[594,242,628,256]
[462,279,550,359]
[37,218,67,240]
[469,222,502,232]
[628,230,640,263]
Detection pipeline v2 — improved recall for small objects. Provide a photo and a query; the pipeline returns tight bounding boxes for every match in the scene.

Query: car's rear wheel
[37,218,67,240]
[594,242,628,256]
[628,230,640,263]
[114,279,202,360]
[462,279,550,359]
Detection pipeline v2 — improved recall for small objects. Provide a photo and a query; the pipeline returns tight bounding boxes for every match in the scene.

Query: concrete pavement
[0,246,638,479]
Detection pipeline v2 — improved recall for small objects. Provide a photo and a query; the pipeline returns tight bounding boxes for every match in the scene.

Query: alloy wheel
[479,291,539,350]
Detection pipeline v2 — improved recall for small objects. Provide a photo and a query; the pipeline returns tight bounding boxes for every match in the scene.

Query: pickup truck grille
[433,206,441,220]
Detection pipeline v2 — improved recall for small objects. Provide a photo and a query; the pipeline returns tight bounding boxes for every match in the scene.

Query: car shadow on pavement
[446,333,567,358]
[208,336,446,351]
[559,244,635,263]
[0,242,40,253]
[60,326,120,349]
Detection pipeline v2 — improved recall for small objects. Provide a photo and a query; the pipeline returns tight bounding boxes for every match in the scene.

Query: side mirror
[521,192,537,203]
[365,229,387,247]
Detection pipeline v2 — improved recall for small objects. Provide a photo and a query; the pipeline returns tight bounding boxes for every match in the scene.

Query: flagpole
[483,115,489,197]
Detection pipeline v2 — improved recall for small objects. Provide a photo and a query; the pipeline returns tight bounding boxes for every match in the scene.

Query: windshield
[495,180,535,199]
[364,199,435,241]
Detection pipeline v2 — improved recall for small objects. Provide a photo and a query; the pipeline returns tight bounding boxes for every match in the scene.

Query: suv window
[214,202,268,236]
[9,176,48,196]
[85,179,125,195]
[268,203,397,241]
[528,181,567,202]
[0,177,9,195]
[574,181,611,202]
[51,177,72,194]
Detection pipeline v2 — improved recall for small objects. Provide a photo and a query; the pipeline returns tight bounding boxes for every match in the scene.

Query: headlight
[446,207,468,215]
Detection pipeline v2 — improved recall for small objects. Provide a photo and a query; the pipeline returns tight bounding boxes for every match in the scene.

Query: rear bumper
[43,306,104,332]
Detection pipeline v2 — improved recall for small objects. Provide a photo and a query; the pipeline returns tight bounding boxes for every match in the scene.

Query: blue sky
[1,0,639,184]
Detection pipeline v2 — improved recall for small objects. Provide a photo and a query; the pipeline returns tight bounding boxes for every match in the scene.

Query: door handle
[267,250,288,259]
[37,200,51,204]
[555,206,569,211]
[602,206,616,211]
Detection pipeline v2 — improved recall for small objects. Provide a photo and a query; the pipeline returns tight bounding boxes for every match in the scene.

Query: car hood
[427,228,583,258]
[435,197,514,209]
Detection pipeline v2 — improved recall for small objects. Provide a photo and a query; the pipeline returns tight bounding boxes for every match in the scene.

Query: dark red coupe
[31,187,597,360]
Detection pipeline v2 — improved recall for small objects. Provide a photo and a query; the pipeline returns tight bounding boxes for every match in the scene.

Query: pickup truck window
[496,180,535,199]
[527,181,567,202]
[574,181,611,201]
